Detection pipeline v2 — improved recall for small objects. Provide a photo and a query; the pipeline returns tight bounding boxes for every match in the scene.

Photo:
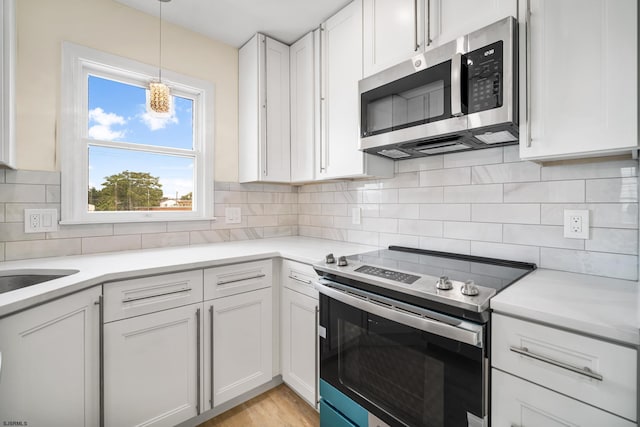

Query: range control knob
[436,276,453,290]
[325,253,335,264]
[337,256,348,267]
[460,280,480,296]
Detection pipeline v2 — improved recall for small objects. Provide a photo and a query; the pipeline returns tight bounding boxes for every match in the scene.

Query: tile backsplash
[0,146,638,281]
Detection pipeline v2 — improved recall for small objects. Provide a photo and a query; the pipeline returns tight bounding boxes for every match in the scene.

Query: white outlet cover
[352,207,361,225]
[225,207,242,224]
[24,208,58,233]
[563,209,589,239]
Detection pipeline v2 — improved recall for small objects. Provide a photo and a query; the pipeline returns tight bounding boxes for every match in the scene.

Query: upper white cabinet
[239,34,291,183]
[362,0,516,78]
[0,286,101,426]
[519,0,638,161]
[319,0,393,180]
[0,0,16,168]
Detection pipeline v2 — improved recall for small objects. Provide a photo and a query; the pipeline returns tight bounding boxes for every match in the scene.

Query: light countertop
[491,268,640,346]
[0,236,377,317]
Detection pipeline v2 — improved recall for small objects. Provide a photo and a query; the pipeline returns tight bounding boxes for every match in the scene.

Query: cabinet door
[492,369,636,427]
[264,37,291,182]
[281,288,318,407]
[290,32,316,183]
[0,0,15,168]
[0,286,101,426]
[519,0,637,160]
[205,288,272,408]
[362,0,423,77]
[428,0,516,48]
[104,303,202,427]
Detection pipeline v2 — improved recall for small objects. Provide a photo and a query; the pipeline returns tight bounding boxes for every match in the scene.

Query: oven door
[318,280,487,427]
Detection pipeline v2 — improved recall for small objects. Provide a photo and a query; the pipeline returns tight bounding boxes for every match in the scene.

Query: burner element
[325,253,335,264]
[436,276,453,290]
[337,256,348,267]
[460,280,480,296]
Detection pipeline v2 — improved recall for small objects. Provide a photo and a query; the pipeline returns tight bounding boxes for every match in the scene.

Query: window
[60,42,214,223]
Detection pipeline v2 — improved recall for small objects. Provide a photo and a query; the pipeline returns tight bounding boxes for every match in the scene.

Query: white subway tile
[4,203,56,222]
[214,181,230,191]
[443,147,503,168]
[379,233,420,248]
[322,204,348,216]
[0,169,5,183]
[378,172,420,189]
[333,216,362,230]
[114,222,167,235]
[349,204,380,218]
[334,191,358,204]
[263,184,294,193]
[470,241,540,265]
[299,203,322,214]
[230,228,264,241]
[248,192,276,203]
[47,223,114,239]
[0,223,45,241]
[586,178,638,203]
[362,189,398,204]
[397,155,443,173]
[82,235,141,254]
[46,185,61,203]
[362,217,398,233]
[399,187,443,203]
[0,203,4,223]
[349,180,380,191]
[229,182,264,192]
[6,239,82,260]
[189,230,230,244]
[278,215,298,226]
[0,242,4,261]
[472,204,540,224]
[586,228,638,255]
[298,193,311,204]
[419,237,471,254]
[264,204,297,215]
[274,193,298,204]
[5,170,60,185]
[443,222,502,242]
[503,224,583,249]
[211,216,248,229]
[503,145,521,163]
[444,184,503,203]
[540,248,638,281]
[379,204,420,219]
[167,221,211,232]
[264,226,295,238]
[310,192,335,203]
[141,232,190,249]
[419,204,471,221]
[540,203,638,229]
[472,162,540,184]
[420,168,471,187]
[0,184,46,203]
[322,228,347,241]
[504,181,585,203]
[541,158,638,181]
[299,226,323,238]
[309,216,334,227]
[248,215,278,227]
[214,191,247,204]
[347,230,379,246]
[398,219,443,237]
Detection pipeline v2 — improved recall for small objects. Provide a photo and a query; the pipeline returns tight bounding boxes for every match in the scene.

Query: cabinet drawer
[282,259,319,299]
[204,259,272,300]
[492,369,635,427]
[492,313,637,421]
[104,270,203,322]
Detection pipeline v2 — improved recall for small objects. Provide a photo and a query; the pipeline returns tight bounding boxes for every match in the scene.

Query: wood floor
[199,384,320,427]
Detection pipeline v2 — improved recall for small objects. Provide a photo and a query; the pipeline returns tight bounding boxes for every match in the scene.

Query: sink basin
[0,269,79,294]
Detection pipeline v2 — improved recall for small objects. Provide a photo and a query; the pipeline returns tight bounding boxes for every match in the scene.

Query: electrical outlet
[225,207,241,224]
[563,209,589,239]
[24,209,58,233]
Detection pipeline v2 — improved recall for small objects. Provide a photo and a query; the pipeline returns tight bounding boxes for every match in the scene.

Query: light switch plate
[24,209,59,233]
[225,207,241,224]
[563,209,589,239]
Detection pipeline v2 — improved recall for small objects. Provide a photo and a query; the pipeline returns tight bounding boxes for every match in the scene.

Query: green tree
[91,171,163,211]
[180,192,192,200]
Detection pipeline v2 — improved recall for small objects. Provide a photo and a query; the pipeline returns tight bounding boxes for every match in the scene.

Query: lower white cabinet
[0,286,101,426]
[205,287,273,408]
[492,369,636,427]
[104,303,202,427]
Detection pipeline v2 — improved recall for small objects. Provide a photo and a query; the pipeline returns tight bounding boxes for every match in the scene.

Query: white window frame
[60,42,214,224]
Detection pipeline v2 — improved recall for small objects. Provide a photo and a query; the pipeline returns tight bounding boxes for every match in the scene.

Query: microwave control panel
[466,41,503,114]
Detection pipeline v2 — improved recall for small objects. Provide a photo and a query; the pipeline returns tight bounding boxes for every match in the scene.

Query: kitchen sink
[0,270,79,294]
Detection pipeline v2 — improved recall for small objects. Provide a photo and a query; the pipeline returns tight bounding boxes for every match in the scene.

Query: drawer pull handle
[288,275,312,285]
[216,273,266,286]
[121,287,192,304]
[509,346,603,381]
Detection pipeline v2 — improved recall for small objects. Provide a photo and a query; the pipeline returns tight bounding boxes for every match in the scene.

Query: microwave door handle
[451,52,464,117]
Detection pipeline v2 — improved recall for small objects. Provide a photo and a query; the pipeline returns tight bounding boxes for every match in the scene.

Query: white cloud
[159,177,193,198]
[88,107,127,140]
[140,110,179,131]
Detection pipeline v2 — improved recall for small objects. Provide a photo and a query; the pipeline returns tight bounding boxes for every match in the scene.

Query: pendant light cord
[159,0,163,83]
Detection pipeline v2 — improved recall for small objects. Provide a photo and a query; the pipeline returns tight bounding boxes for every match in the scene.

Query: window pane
[88,146,194,212]
[88,75,194,150]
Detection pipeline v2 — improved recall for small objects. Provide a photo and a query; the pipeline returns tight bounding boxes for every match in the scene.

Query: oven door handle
[315,281,482,347]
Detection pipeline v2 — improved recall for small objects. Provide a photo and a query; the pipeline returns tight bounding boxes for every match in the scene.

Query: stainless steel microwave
[359,17,518,159]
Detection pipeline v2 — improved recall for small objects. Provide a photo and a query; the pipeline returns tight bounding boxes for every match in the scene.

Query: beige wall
[16,0,239,182]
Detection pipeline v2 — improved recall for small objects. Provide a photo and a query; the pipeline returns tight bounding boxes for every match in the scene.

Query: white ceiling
[114,0,352,48]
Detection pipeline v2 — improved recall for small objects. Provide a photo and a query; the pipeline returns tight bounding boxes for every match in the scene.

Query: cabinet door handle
[216,273,266,286]
[262,36,268,177]
[288,275,312,285]
[121,287,192,304]
[413,0,419,51]
[426,0,432,47]
[314,305,320,408]
[509,346,603,381]
[95,296,104,427]
[209,305,214,409]
[525,0,532,148]
[196,308,201,415]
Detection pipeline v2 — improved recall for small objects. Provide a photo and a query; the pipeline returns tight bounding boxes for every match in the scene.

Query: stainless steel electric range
[313,246,536,427]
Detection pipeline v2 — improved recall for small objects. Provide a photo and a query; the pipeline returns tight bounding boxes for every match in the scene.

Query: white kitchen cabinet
[319,0,393,180]
[104,302,202,427]
[362,0,516,78]
[493,369,635,427]
[518,0,638,161]
[239,33,291,183]
[290,32,316,183]
[280,260,319,407]
[0,0,15,168]
[204,287,273,408]
[0,286,101,426]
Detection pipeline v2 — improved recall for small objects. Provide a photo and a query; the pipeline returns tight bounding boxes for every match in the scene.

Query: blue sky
[87,75,195,199]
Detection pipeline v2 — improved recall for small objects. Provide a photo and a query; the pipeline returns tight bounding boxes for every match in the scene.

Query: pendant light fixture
[149,0,171,113]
